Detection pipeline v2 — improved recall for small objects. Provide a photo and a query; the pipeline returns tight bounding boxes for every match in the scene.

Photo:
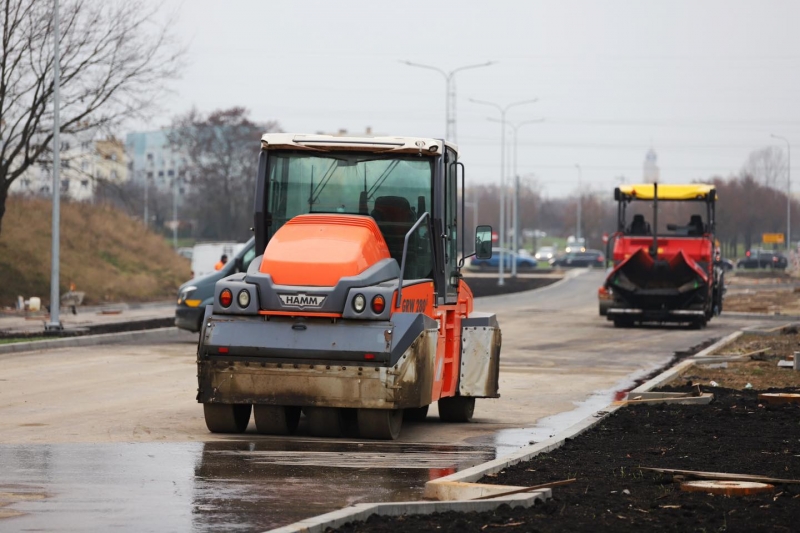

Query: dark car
[469,247,537,270]
[550,249,605,268]
[175,238,257,332]
[736,249,788,270]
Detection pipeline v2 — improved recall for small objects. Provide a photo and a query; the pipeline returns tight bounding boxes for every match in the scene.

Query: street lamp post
[172,176,178,249]
[471,98,539,285]
[488,117,545,277]
[400,60,495,142]
[771,134,791,252]
[47,0,62,331]
[574,164,582,242]
[511,119,544,277]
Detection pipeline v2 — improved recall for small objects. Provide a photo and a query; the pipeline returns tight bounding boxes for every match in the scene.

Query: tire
[203,403,251,433]
[403,405,429,422]
[438,396,475,423]
[304,406,344,438]
[613,319,633,328]
[253,405,301,435]
[358,408,403,440]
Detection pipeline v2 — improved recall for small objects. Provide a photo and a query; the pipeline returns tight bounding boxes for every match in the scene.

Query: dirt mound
[0,197,190,306]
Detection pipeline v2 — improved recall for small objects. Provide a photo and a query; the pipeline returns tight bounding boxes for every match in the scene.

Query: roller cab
[197,133,501,439]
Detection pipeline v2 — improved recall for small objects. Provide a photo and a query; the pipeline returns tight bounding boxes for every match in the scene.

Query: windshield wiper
[366,160,400,200]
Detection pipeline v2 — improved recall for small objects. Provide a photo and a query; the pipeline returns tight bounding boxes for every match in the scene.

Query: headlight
[352,293,366,313]
[178,285,197,303]
[237,289,250,308]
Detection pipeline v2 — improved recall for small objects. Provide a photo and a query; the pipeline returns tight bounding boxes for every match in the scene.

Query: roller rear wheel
[254,405,301,435]
[438,397,475,422]
[203,403,251,433]
[357,409,403,440]
[304,407,344,438]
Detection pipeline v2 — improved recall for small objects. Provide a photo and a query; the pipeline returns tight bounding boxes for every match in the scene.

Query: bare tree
[168,107,280,240]
[0,0,183,235]
[741,146,787,189]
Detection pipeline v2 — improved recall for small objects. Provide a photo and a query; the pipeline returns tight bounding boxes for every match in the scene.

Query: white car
[534,246,556,261]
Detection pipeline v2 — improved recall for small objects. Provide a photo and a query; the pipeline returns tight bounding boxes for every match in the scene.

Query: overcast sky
[152,0,800,198]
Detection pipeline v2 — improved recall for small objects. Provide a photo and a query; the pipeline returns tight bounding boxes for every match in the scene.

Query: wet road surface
[0,439,493,532]
[0,270,773,531]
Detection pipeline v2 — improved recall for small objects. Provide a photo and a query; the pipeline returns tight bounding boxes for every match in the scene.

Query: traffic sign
[763,233,785,244]
[491,232,499,243]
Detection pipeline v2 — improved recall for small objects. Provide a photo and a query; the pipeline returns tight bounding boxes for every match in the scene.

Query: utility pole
[771,134,791,252]
[47,0,62,331]
[471,98,538,285]
[400,60,495,142]
[575,164,583,241]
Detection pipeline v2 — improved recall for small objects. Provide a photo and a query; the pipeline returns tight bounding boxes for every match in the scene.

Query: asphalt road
[0,270,771,531]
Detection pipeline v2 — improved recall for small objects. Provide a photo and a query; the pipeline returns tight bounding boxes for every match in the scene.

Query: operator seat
[628,214,651,236]
[688,214,704,236]
[371,196,416,269]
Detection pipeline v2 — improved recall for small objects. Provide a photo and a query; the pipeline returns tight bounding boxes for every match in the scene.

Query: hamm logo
[279,293,326,308]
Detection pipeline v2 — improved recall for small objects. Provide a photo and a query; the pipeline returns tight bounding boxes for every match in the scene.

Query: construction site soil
[332,386,800,533]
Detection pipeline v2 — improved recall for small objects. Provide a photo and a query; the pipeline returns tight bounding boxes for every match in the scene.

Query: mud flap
[459,313,501,398]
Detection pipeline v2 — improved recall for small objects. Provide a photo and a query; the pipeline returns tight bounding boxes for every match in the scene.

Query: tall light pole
[471,98,539,285]
[574,164,582,242]
[488,117,545,276]
[771,134,791,252]
[47,0,62,331]
[400,60,495,142]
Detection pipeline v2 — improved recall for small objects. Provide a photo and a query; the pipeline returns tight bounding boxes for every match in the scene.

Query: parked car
[469,247,537,270]
[736,249,788,270]
[550,249,605,268]
[175,237,257,332]
[534,246,556,261]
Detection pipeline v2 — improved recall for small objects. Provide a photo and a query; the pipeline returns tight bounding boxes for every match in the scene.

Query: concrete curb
[266,490,550,533]
[722,311,799,321]
[0,327,186,356]
[629,330,742,393]
[473,268,587,306]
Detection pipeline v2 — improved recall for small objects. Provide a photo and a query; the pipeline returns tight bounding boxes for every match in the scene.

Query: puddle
[0,439,493,532]
[467,365,665,458]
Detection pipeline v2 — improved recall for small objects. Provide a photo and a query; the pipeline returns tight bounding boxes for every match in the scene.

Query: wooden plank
[638,467,800,485]
[473,479,577,500]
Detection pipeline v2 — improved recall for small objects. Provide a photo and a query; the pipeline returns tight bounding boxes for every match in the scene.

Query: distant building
[125,129,189,200]
[643,148,660,183]
[10,130,127,201]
